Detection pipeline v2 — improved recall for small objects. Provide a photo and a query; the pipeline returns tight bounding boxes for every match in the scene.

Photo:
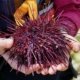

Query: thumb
[0,37,13,49]
[64,34,80,52]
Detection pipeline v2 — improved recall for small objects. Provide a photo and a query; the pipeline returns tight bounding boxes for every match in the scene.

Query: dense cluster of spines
[0,11,71,69]
[4,17,71,68]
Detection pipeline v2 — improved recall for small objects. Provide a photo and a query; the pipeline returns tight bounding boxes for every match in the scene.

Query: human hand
[36,34,80,75]
[0,37,42,75]
[0,34,80,75]
[0,37,13,55]
[2,53,41,75]
[14,0,38,27]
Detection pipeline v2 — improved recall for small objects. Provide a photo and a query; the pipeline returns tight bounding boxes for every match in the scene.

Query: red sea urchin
[0,10,71,71]
[3,17,71,69]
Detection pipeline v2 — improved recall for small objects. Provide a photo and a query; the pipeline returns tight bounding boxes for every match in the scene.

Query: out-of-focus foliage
[72,30,80,80]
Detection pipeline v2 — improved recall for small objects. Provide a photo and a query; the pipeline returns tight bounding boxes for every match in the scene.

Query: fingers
[70,40,80,52]
[0,37,13,55]
[2,51,69,75]
[64,34,80,52]
[41,68,48,75]
[56,63,68,71]
[36,62,69,75]
[4,37,14,49]
[0,37,14,49]
[48,65,57,75]
[18,64,41,75]
[40,66,57,75]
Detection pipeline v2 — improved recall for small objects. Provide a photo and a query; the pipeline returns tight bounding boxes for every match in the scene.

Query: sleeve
[0,0,15,32]
[54,0,80,36]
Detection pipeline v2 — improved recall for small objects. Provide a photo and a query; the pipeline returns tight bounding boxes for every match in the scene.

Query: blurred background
[72,30,80,80]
